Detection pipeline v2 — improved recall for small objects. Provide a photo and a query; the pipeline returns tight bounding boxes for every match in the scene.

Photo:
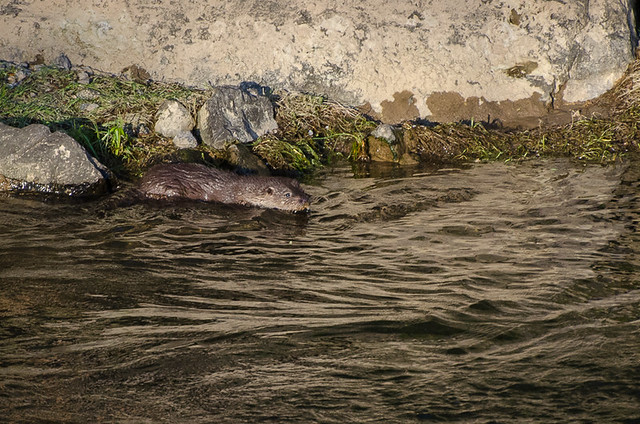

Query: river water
[1,159,639,423]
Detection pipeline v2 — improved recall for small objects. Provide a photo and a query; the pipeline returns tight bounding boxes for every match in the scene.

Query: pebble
[173,131,198,148]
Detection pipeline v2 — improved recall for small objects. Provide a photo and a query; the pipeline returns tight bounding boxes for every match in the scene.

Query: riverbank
[1,58,639,183]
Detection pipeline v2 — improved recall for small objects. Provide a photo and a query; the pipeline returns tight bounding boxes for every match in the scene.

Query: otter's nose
[298,197,311,212]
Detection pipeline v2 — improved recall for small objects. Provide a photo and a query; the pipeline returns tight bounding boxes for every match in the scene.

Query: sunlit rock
[0,123,111,195]
[197,86,277,149]
[154,100,195,138]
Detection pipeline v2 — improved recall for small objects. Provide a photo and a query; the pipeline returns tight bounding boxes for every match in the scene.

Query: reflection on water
[1,159,639,423]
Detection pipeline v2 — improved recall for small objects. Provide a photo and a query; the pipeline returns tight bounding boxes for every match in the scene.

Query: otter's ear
[265,186,275,195]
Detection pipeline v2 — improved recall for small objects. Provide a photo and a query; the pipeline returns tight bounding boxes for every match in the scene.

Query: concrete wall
[0,0,636,125]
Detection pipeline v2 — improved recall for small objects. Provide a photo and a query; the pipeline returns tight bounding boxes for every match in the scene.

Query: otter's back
[137,163,311,212]
[139,163,235,203]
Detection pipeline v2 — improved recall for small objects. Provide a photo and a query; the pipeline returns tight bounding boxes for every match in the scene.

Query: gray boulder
[197,86,278,150]
[0,123,111,195]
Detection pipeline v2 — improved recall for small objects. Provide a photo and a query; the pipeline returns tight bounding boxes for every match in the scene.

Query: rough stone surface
[0,123,110,194]
[226,143,271,176]
[173,131,198,149]
[0,0,636,125]
[368,136,395,163]
[197,87,278,149]
[76,88,100,100]
[53,53,72,70]
[372,124,397,144]
[154,100,194,138]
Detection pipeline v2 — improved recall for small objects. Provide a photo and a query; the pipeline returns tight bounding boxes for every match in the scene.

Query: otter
[138,163,311,212]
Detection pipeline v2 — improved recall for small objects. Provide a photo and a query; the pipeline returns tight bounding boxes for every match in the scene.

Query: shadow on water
[1,158,639,423]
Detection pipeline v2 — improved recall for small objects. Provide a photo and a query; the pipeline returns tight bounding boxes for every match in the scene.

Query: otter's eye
[285,192,291,198]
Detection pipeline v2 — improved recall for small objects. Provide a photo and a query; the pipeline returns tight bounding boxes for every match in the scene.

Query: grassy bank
[1,60,639,180]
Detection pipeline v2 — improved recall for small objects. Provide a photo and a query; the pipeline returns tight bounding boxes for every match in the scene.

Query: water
[1,159,639,423]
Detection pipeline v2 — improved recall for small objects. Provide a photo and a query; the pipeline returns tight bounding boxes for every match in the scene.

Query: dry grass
[255,60,640,170]
[3,60,640,178]
[252,92,377,171]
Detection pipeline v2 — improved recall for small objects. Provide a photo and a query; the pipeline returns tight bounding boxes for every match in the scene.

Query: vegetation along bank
[1,58,640,191]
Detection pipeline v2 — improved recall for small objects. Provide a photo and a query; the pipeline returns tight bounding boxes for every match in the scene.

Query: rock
[398,153,418,166]
[226,143,270,175]
[197,86,278,150]
[74,65,95,84]
[173,131,198,149]
[6,67,29,86]
[367,136,395,163]
[53,53,72,70]
[1,60,30,86]
[0,0,633,127]
[122,113,152,137]
[76,70,92,84]
[154,100,195,138]
[76,88,100,100]
[79,103,99,112]
[372,124,396,144]
[0,123,111,195]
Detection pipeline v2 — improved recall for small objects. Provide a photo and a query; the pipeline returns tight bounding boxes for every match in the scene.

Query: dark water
[1,159,639,423]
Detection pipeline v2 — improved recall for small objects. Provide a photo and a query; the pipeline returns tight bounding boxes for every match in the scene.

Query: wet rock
[226,143,270,176]
[398,153,419,166]
[173,130,198,149]
[368,124,416,163]
[0,123,111,196]
[368,136,395,163]
[197,86,278,150]
[154,100,195,138]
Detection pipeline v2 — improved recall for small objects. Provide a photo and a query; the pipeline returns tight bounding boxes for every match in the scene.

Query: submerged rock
[0,123,111,196]
[197,86,278,149]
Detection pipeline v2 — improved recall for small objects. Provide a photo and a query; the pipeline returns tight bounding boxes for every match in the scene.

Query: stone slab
[0,0,635,125]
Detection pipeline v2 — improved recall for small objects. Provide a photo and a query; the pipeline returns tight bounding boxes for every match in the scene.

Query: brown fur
[138,163,310,212]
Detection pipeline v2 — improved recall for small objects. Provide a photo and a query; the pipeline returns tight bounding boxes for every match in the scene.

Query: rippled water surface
[1,159,639,423]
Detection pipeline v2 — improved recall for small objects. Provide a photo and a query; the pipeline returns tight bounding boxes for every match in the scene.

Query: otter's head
[243,177,311,212]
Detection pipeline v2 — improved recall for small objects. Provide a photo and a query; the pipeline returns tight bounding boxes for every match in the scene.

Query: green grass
[0,64,210,177]
[1,61,639,180]
[253,93,377,171]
